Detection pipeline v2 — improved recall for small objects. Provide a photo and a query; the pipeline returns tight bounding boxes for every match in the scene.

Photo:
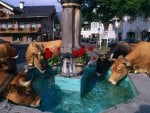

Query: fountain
[54,0,95,97]
[26,0,138,112]
[57,0,83,76]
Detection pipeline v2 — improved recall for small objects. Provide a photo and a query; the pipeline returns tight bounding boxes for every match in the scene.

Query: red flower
[79,47,86,56]
[44,48,50,52]
[72,50,78,57]
[57,47,60,51]
[88,46,93,51]
[44,48,53,60]
[92,56,96,60]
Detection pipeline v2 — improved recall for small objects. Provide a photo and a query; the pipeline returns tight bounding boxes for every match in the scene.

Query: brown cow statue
[96,42,134,76]
[0,43,18,74]
[109,42,150,85]
[0,70,41,107]
[25,40,62,73]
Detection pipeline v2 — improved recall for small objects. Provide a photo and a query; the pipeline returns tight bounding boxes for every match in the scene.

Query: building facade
[122,16,150,42]
[0,1,57,43]
[81,16,150,44]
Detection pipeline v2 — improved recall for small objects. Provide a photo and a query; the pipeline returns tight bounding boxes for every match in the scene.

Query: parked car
[89,39,96,44]
[108,38,118,47]
[122,38,139,43]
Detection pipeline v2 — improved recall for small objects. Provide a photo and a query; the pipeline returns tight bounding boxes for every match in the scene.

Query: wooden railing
[0,15,11,20]
[0,27,40,34]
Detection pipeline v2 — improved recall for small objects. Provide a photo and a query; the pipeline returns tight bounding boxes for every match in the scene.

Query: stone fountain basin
[26,66,137,113]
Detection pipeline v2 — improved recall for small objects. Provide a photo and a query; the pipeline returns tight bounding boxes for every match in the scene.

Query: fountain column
[58,0,81,53]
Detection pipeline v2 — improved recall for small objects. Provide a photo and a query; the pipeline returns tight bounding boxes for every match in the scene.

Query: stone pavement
[102,73,150,113]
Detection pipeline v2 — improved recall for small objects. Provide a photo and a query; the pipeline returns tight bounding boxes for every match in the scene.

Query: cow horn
[108,53,116,61]
[12,54,18,59]
[37,52,42,55]
[109,53,114,59]
[95,52,100,56]
[19,79,31,86]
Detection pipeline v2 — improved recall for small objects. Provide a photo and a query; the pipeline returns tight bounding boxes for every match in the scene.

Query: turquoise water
[34,72,137,113]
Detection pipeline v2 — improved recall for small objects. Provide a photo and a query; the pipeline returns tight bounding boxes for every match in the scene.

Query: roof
[0,0,56,18]
[14,5,56,18]
[0,0,14,11]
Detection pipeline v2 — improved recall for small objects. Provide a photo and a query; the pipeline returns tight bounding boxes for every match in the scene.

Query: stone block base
[55,66,96,97]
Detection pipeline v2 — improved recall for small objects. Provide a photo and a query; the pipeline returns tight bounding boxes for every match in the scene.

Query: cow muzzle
[108,79,117,85]
[108,76,117,85]
[30,98,41,107]
[19,79,31,86]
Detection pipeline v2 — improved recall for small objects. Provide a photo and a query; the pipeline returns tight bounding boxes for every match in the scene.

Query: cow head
[27,43,47,73]
[108,55,130,85]
[0,43,18,74]
[1,72,41,107]
[96,53,114,75]
[26,40,62,73]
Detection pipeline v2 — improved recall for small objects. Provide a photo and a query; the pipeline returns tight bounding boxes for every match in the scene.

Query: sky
[4,0,62,11]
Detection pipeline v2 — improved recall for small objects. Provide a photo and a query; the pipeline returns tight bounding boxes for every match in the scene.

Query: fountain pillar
[59,0,81,53]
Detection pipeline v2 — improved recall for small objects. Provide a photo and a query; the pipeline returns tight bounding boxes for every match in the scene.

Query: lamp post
[98,28,102,49]
[98,23,104,49]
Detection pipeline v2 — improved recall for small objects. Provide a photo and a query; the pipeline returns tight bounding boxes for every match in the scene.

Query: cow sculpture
[109,42,150,85]
[26,40,62,73]
[0,70,41,107]
[0,43,18,74]
[96,42,134,75]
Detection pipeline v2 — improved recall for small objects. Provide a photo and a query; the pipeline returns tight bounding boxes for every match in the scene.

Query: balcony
[0,15,11,20]
[0,27,40,34]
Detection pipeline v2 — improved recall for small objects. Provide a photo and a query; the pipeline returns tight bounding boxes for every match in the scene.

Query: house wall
[81,27,91,38]
[81,22,117,40]
[0,1,56,43]
[122,17,150,40]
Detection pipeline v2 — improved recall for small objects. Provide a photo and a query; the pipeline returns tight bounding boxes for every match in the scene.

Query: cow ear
[35,44,41,50]
[35,44,44,53]
[123,58,131,67]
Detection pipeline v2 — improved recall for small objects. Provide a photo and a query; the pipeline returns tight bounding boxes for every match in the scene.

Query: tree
[80,0,150,24]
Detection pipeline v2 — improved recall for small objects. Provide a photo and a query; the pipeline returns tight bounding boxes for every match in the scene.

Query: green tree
[80,0,150,23]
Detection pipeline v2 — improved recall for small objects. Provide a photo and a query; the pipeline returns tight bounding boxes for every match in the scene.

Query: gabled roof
[14,5,56,18]
[0,0,20,13]
[0,0,56,18]
[0,0,14,11]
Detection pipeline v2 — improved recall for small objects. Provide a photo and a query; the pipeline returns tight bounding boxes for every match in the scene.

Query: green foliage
[80,0,150,23]
[75,53,90,64]
[48,56,61,67]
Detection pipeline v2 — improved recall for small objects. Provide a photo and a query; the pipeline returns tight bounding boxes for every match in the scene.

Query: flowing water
[33,71,137,113]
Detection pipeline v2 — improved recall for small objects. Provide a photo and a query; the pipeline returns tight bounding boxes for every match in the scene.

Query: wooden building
[0,0,58,43]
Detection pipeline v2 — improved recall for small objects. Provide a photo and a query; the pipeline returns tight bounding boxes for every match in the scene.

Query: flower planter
[75,63,84,73]
[52,63,59,70]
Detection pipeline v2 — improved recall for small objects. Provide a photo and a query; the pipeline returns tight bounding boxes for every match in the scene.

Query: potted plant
[72,45,95,73]
[44,47,61,70]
